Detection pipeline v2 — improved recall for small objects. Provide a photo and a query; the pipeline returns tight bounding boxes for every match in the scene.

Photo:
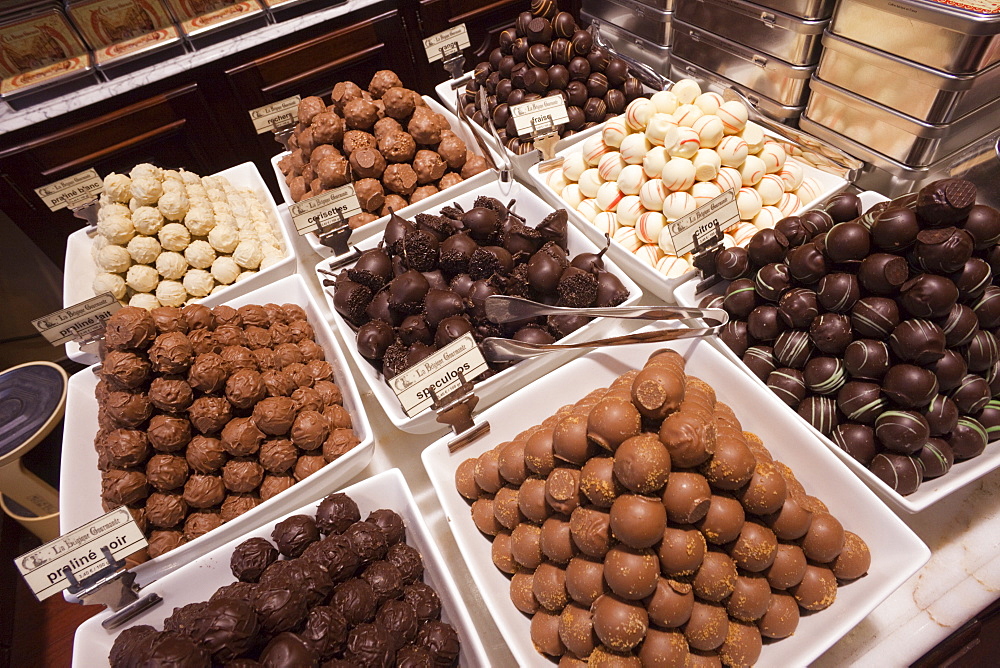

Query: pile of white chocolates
[543,79,824,278]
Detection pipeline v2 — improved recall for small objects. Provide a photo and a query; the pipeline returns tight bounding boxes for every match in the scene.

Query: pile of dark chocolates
[96,303,360,558]
[456,350,869,666]
[276,69,490,220]
[328,196,630,380]
[108,491,461,667]
[703,178,1000,496]
[464,0,645,154]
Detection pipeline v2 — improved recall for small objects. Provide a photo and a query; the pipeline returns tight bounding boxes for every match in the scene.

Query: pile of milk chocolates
[329,196,630,380]
[463,0,645,153]
[704,179,1000,495]
[108,492,460,667]
[456,350,869,665]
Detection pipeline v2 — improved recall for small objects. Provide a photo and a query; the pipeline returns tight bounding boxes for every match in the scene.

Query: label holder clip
[65,546,162,630]
[271,115,297,152]
[439,42,466,81]
[529,116,560,161]
[316,207,360,264]
[429,368,490,452]
[692,220,725,293]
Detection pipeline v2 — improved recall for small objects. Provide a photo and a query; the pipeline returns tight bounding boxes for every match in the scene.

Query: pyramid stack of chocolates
[704,179,1000,495]
[463,0,645,154]
[108,491,460,666]
[455,350,869,665]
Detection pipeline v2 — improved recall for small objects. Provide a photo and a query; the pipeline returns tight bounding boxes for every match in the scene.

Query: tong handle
[485,295,726,324]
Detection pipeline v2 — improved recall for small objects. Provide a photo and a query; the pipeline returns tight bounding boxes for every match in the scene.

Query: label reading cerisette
[668,189,740,257]
[16,506,147,600]
[249,95,300,134]
[389,332,489,417]
[289,184,363,235]
[511,96,570,137]
[34,169,103,211]
[423,24,470,63]
[31,293,121,347]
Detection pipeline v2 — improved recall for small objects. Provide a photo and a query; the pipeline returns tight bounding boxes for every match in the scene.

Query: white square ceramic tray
[59,274,375,592]
[270,96,497,257]
[422,332,930,667]
[62,162,295,365]
[527,136,849,303]
[71,468,490,667]
[315,176,644,435]
[674,192,1000,513]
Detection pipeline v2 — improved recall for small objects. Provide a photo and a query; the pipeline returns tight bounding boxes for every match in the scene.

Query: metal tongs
[480,296,728,363]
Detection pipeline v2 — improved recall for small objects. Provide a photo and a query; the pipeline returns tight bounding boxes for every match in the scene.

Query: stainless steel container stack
[801,0,1000,196]
[670,0,835,123]
[580,0,674,77]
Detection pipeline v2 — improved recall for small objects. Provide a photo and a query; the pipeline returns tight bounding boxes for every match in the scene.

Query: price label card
[389,333,489,417]
[423,24,470,62]
[249,95,301,134]
[289,185,362,236]
[511,97,569,137]
[667,189,741,256]
[16,507,147,600]
[34,169,103,212]
[31,293,121,347]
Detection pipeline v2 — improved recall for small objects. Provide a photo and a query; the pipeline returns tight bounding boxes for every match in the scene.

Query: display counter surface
[0,0,381,137]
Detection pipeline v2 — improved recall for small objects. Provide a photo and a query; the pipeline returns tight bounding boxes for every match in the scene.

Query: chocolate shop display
[93,301,361,558]
[700,180,1000,497]
[454,348,870,665]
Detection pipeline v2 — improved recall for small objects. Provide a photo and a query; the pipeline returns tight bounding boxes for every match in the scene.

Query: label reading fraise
[389,333,489,417]
[511,96,569,137]
[668,189,740,257]
[423,24,470,63]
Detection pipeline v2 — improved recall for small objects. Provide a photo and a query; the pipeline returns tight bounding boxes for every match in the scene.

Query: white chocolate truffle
[130,163,163,181]
[158,222,191,252]
[717,101,749,135]
[650,90,679,115]
[596,181,624,212]
[715,167,743,194]
[662,191,697,221]
[592,211,620,236]
[161,179,184,195]
[131,206,164,236]
[561,183,584,209]
[233,240,263,269]
[669,127,700,159]
[673,104,704,129]
[598,152,627,182]
[655,224,676,253]
[619,133,651,165]
[670,79,702,105]
[617,164,648,195]
[616,195,645,226]
[736,187,764,220]
[130,176,163,206]
[184,204,216,237]
[98,244,132,273]
[759,142,787,174]
[661,158,696,192]
[183,269,215,297]
[562,152,589,181]
[602,116,630,148]
[778,192,801,217]
[126,263,159,293]
[184,240,216,269]
[739,155,766,186]
[691,181,724,207]
[179,170,201,185]
[156,251,188,280]
[656,254,691,278]
[625,98,656,132]
[693,149,722,182]
[97,214,135,245]
[208,224,240,254]
[741,121,766,154]
[639,179,667,212]
[235,270,257,283]
[582,134,612,166]
[693,115,725,149]
[634,243,664,267]
[637,211,667,245]
[103,173,132,203]
[546,169,569,195]
[99,201,130,221]
[91,235,109,262]
[157,189,189,221]
[796,176,823,205]
[578,169,604,199]
[752,206,784,230]
[779,159,805,192]
[613,226,642,252]
[642,147,669,179]
[93,272,127,300]
[577,199,602,222]
[211,256,241,285]
[155,280,188,308]
[756,174,786,206]
[730,221,758,246]
[694,92,724,116]
[162,169,182,183]
[127,235,162,265]
[645,113,679,148]
[129,293,160,310]
[716,136,750,168]
[260,246,284,269]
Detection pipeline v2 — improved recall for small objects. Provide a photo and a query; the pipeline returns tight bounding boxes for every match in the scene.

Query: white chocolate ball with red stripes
[583,134,612,165]
[717,100,749,135]
[577,198,602,222]
[778,191,801,217]
[741,121,766,154]
[759,142,787,174]
[693,115,725,149]
[756,173,785,206]
[602,116,630,148]
[613,225,642,252]
[650,89,679,115]
[691,181,723,207]
[779,159,805,191]
[561,183,584,209]
[639,179,667,212]
[662,191,697,220]
[753,206,784,230]
[693,149,722,182]
[593,211,620,236]
[661,157,696,191]
[562,152,589,181]
[635,243,664,267]
[715,166,743,194]
[617,195,645,226]
[598,152,627,182]
[674,103,704,128]
[617,164,648,195]
[736,186,764,220]
[625,98,656,132]
[669,127,701,159]
[656,225,676,254]
[796,176,823,205]
[597,180,624,212]
[642,147,669,179]
[619,133,651,165]
[645,113,679,148]
[637,211,667,244]
[716,135,749,168]
[671,79,702,105]
[739,155,766,186]
[695,91,724,116]
[546,168,569,195]
[578,168,603,198]
[656,254,692,278]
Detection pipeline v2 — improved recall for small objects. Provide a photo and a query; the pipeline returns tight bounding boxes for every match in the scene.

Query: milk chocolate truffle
[188,353,229,394]
[148,332,195,375]
[591,594,648,652]
[102,429,150,469]
[252,396,298,436]
[102,351,151,389]
[145,492,187,529]
[146,454,188,492]
[613,433,670,493]
[106,390,153,428]
[183,474,225,509]
[186,434,226,473]
[231,536,279,582]
[609,494,666,549]
[106,307,158,351]
[188,396,232,435]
